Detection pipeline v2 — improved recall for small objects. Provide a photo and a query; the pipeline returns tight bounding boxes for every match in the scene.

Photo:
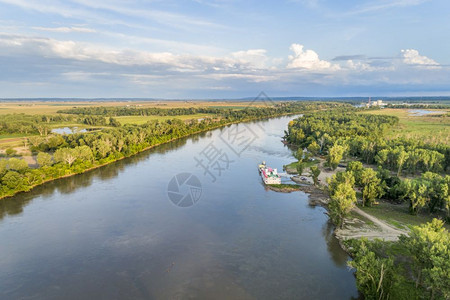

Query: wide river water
[0,115,358,299]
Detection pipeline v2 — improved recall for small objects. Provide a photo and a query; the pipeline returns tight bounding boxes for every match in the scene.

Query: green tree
[47,135,65,150]
[25,169,44,186]
[400,219,450,299]
[7,158,29,172]
[395,148,409,176]
[444,175,450,220]
[1,171,27,190]
[348,239,394,300]
[375,149,389,168]
[421,172,448,213]
[36,152,53,167]
[5,148,17,157]
[327,172,356,228]
[0,160,7,177]
[310,166,321,186]
[53,148,77,166]
[28,136,45,148]
[360,168,383,207]
[93,139,111,159]
[327,144,345,170]
[33,124,50,136]
[318,134,330,154]
[398,179,428,215]
[75,145,94,162]
[307,141,320,155]
[109,117,121,127]
[346,161,364,185]
[328,170,355,190]
[296,162,306,175]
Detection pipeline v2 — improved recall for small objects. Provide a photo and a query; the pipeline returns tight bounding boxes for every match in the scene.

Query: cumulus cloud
[287,44,338,71]
[345,60,373,71]
[230,49,268,69]
[400,49,440,69]
[198,73,278,83]
[0,33,276,76]
[0,34,211,70]
[0,32,448,98]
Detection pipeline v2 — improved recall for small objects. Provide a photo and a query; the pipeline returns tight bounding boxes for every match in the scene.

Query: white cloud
[400,49,440,69]
[199,73,277,83]
[348,0,430,15]
[345,60,372,71]
[71,0,227,30]
[230,49,268,69]
[0,34,201,69]
[0,33,270,74]
[0,0,227,31]
[1,32,448,97]
[287,44,338,71]
[32,26,96,33]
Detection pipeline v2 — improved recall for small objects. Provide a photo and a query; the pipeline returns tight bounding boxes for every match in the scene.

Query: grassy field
[360,200,450,231]
[0,100,262,115]
[363,108,450,144]
[0,100,252,144]
[0,133,32,139]
[283,159,320,173]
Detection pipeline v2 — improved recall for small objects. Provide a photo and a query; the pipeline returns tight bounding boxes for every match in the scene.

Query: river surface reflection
[0,115,358,299]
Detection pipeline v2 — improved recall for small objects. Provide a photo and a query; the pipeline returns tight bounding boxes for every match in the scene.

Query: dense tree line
[57,102,346,117]
[285,110,450,173]
[347,219,449,300]
[286,109,450,299]
[77,115,107,126]
[285,109,398,146]
[395,172,450,216]
[0,102,343,199]
[286,110,450,218]
[58,106,224,116]
[0,114,74,135]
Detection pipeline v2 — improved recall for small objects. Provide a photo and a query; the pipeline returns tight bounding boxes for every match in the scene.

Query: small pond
[51,127,98,135]
[408,109,445,116]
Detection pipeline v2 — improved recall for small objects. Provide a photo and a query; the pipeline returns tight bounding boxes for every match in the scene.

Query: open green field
[360,200,450,231]
[363,108,450,144]
[283,159,319,173]
[0,101,261,115]
[0,133,32,139]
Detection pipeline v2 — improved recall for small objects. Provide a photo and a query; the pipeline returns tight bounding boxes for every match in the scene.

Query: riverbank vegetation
[285,109,450,221]
[346,219,449,300]
[266,183,301,192]
[0,101,345,199]
[284,107,450,299]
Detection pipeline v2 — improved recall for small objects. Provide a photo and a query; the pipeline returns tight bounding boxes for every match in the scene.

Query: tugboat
[258,161,281,185]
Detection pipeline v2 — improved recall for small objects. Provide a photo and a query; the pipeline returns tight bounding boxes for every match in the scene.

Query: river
[0,115,358,299]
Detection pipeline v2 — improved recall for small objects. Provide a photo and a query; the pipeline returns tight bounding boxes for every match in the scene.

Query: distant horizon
[1,96,450,102]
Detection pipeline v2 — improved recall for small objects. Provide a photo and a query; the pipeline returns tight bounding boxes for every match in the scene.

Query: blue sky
[0,0,449,98]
